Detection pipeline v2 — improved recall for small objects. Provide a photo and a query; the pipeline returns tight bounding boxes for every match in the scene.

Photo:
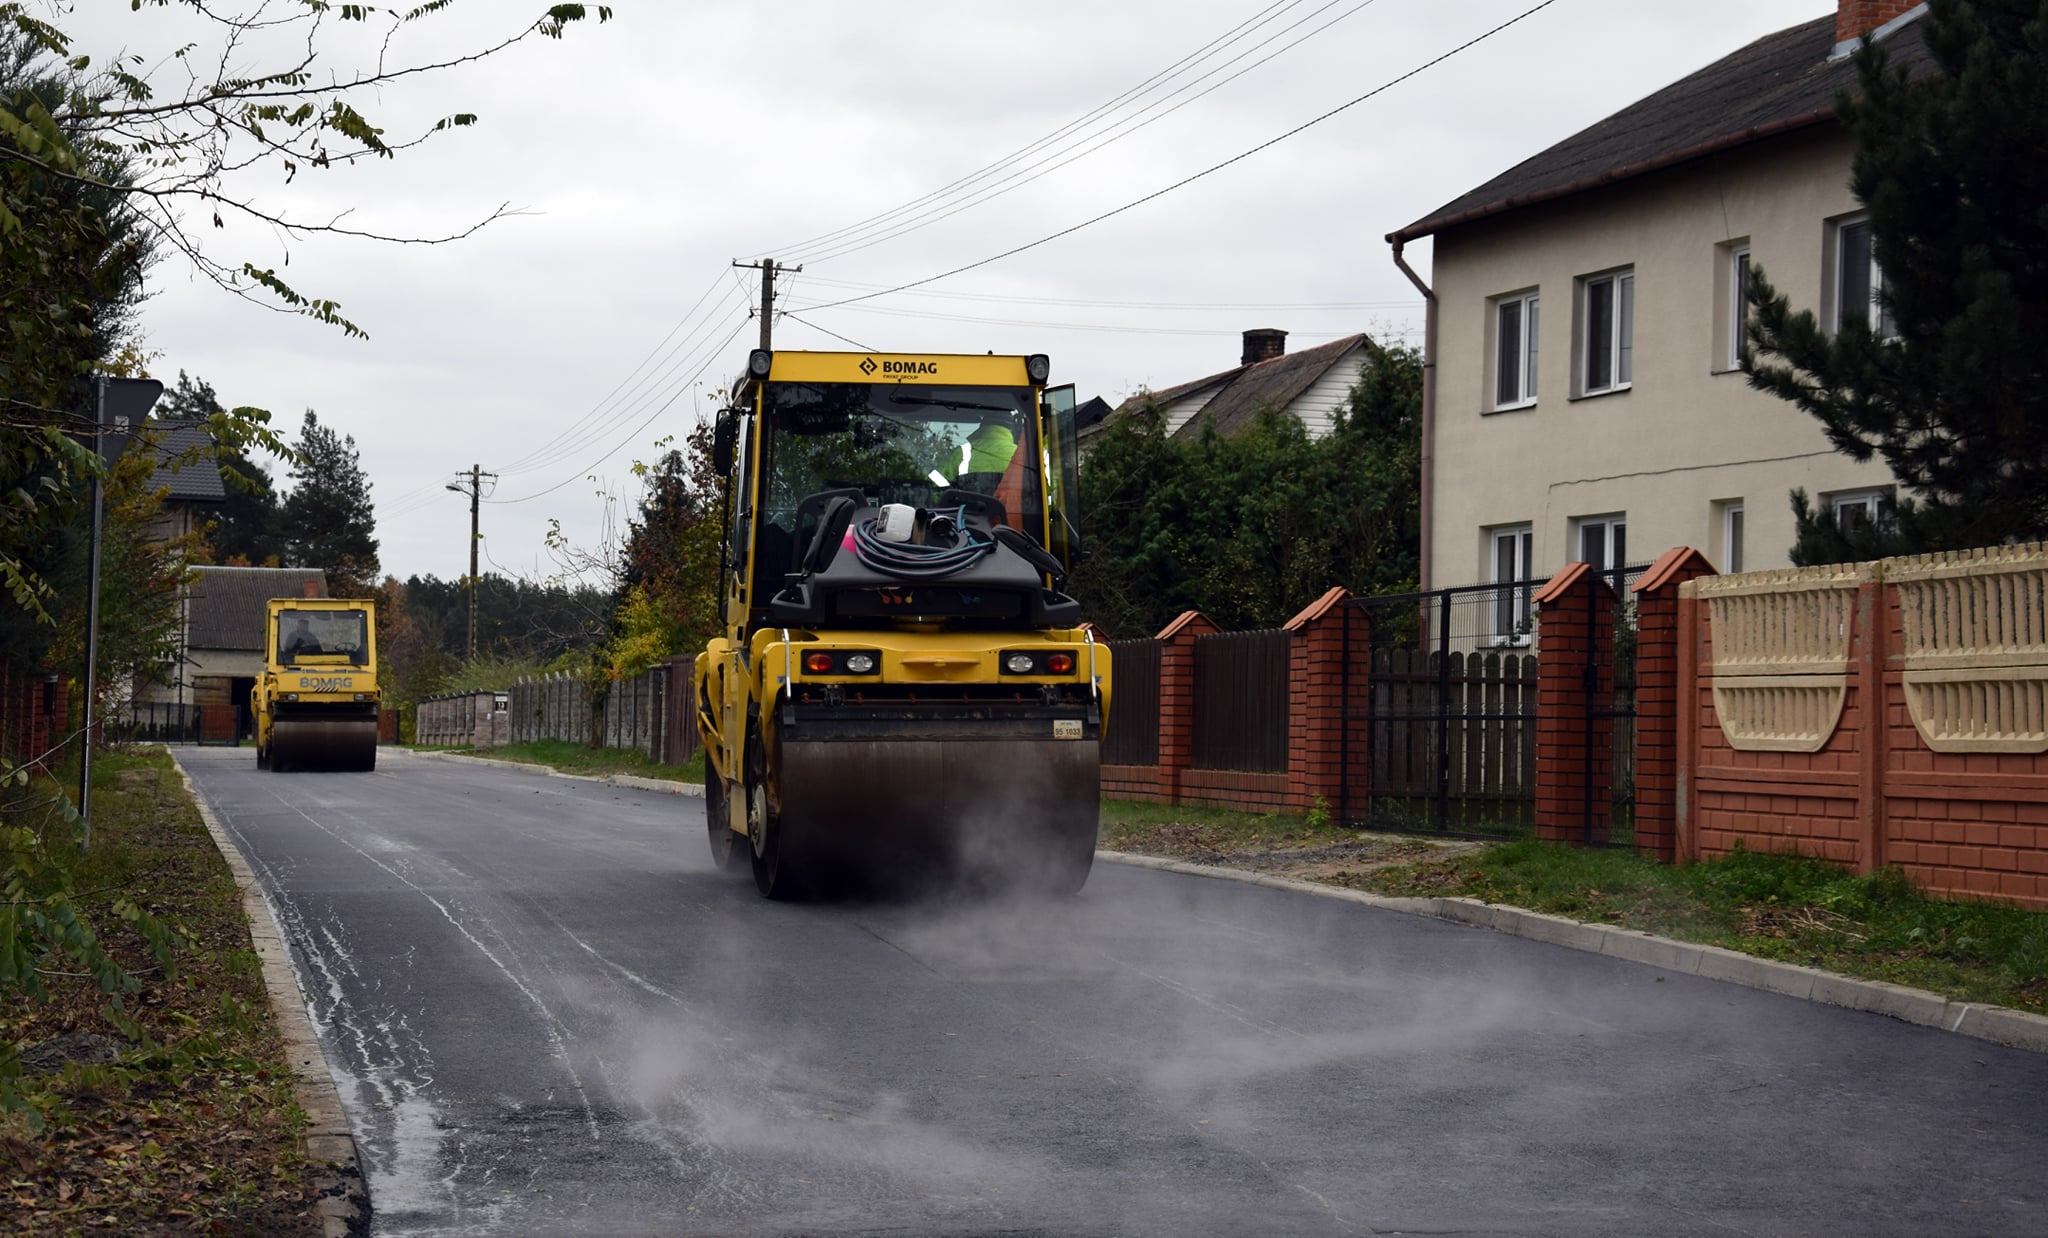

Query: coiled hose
[851,506,995,579]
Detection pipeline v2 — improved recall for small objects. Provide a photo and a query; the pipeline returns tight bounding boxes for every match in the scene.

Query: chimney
[303,579,319,598]
[1241,328,1288,367]
[1836,0,1918,46]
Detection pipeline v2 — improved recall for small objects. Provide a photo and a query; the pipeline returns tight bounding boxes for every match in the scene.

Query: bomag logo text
[299,676,353,693]
[880,360,938,375]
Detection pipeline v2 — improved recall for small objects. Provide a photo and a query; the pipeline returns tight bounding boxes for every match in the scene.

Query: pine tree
[1745,0,2048,562]
[280,410,379,593]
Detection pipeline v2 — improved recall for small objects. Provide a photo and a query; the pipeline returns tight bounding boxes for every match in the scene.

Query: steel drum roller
[270,717,378,772]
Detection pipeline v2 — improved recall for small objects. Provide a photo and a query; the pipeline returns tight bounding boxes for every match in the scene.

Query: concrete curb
[400,747,703,797]
[171,755,367,1237]
[1097,850,2048,1055]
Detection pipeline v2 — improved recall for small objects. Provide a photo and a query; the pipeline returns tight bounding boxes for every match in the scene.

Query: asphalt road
[177,746,2048,1238]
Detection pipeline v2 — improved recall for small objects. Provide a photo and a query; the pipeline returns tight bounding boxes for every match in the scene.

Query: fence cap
[1633,547,1718,595]
[1284,586,1351,631]
[1156,610,1218,642]
[1533,561,1617,606]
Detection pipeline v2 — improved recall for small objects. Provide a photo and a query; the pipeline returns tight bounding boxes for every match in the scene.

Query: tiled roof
[188,566,327,651]
[144,420,227,503]
[1391,12,1934,242]
[1115,334,1369,440]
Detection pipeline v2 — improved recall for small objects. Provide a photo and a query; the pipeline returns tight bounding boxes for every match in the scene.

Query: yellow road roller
[255,597,380,772]
[696,349,1110,898]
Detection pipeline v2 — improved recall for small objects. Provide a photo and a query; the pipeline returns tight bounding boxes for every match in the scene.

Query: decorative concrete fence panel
[417,691,506,748]
[1890,546,2048,753]
[1695,565,1865,753]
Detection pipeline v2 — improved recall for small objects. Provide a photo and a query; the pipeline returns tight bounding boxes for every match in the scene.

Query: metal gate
[1588,563,1647,848]
[1342,582,1542,837]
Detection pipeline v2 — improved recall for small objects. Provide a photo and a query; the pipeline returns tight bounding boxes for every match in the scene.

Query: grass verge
[440,738,705,785]
[1102,800,2048,1016]
[1,746,321,1235]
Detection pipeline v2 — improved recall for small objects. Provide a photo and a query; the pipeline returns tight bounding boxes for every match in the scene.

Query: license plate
[1053,719,1082,740]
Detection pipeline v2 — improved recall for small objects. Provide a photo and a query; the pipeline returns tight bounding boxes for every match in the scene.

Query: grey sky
[81,0,1833,582]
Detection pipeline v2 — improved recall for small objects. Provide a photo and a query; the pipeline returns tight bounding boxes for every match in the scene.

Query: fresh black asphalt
[177,746,2048,1237]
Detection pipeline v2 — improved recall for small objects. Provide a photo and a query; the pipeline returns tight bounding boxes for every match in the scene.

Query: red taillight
[1045,652,1075,674]
[803,652,834,674]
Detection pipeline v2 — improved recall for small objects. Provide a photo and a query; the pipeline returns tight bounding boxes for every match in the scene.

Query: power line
[485,313,753,506]
[813,300,1385,339]
[790,0,1390,267]
[795,1,1562,318]
[753,0,1311,262]
[780,312,874,351]
[794,273,1421,312]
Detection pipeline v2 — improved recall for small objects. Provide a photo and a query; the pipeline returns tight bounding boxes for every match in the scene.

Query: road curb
[171,755,368,1237]
[1096,850,2048,1055]
[401,747,703,797]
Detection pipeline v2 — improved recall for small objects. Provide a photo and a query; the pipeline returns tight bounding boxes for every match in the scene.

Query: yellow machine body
[696,350,1111,897]
[254,597,381,773]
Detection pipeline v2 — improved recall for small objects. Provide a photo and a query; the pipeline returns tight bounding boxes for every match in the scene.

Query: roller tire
[704,759,747,873]
[746,727,806,900]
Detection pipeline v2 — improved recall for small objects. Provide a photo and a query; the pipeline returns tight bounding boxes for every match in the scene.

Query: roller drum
[270,716,378,772]
[774,737,1099,893]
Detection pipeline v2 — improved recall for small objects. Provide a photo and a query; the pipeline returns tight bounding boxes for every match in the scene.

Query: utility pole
[445,464,496,662]
[732,257,801,349]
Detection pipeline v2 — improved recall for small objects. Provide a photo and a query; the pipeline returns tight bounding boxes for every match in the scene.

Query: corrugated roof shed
[188,566,326,651]
[1392,12,1934,242]
[144,420,228,503]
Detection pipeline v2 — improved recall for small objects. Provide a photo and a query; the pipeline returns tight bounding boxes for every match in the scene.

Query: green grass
[456,739,705,785]
[1098,796,2048,1016]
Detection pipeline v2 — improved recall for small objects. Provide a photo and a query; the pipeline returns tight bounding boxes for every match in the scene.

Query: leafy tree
[1071,343,1423,636]
[1745,0,2048,562]
[609,425,726,677]
[279,410,379,595]
[155,370,285,566]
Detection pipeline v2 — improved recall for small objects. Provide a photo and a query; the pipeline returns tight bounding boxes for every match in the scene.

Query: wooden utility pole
[445,464,496,662]
[732,257,801,349]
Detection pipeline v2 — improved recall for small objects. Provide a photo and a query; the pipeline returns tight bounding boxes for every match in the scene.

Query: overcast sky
[77,0,1835,583]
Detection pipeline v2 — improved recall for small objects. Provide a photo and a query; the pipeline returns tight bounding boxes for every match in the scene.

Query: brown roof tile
[1392,13,1934,243]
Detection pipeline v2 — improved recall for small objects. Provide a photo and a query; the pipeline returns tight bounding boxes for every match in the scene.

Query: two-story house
[1389,0,1930,634]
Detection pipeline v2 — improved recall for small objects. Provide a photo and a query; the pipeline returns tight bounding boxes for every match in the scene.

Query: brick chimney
[303,579,319,598]
[1241,328,1288,366]
[1837,0,1918,45]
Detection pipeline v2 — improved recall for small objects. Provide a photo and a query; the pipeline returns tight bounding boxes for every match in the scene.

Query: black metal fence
[1192,628,1291,772]
[106,701,203,745]
[1591,563,1646,848]
[1101,638,1160,766]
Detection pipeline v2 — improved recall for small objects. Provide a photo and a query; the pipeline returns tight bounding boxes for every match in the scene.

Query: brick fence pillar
[1154,610,1219,805]
[1630,548,1718,863]
[1284,587,1362,815]
[1533,562,1618,846]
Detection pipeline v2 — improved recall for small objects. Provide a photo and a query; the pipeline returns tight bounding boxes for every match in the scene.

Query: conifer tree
[280,411,379,593]
[1745,0,2048,561]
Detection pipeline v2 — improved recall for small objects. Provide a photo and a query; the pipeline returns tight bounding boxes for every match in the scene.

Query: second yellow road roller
[255,597,381,772]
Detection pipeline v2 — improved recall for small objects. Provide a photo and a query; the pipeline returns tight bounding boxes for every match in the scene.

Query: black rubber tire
[746,727,804,900]
[704,758,747,872]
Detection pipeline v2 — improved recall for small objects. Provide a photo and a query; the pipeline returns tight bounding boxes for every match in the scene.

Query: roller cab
[697,350,1112,897]
[255,598,380,773]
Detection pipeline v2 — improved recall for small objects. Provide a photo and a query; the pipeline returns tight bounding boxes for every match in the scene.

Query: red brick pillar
[1284,587,1362,814]
[1154,610,1219,805]
[1533,563,1618,845]
[1629,549,1718,862]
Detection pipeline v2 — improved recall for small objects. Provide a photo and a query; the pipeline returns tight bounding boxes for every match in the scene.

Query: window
[1578,269,1634,395]
[1493,291,1539,409]
[1829,488,1893,534]
[1576,515,1627,575]
[1720,501,1745,574]
[1727,245,1751,370]
[1833,216,1894,337]
[1490,525,1534,644]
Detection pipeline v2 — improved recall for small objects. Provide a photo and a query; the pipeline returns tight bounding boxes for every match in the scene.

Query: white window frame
[1577,268,1634,396]
[1492,290,1540,411]
[1720,501,1745,574]
[1831,215,1894,338]
[1727,245,1752,371]
[1575,514,1628,575]
[1490,525,1535,645]
[1828,488,1892,534]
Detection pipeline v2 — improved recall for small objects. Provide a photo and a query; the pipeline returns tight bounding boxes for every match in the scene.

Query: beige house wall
[1428,126,1897,589]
